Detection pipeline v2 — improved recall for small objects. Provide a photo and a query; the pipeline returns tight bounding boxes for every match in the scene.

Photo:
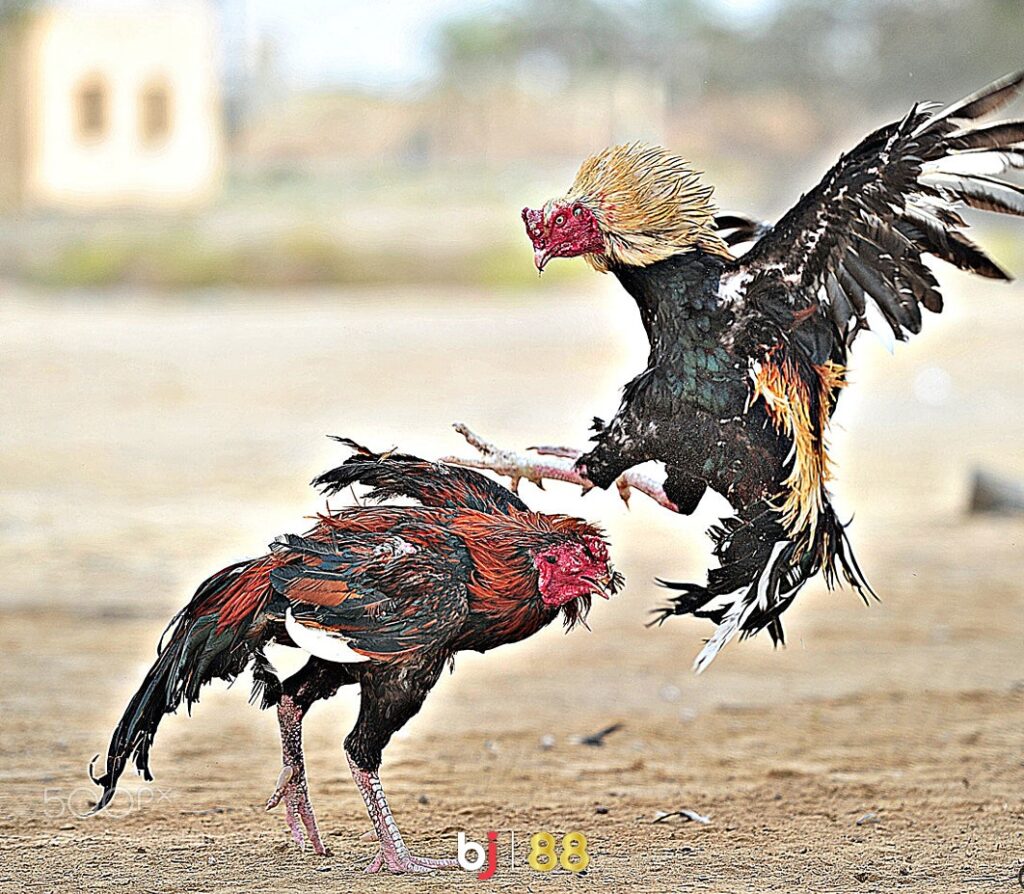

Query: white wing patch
[719,268,752,304]
[285,608,371,664]
[922,150,1024,178]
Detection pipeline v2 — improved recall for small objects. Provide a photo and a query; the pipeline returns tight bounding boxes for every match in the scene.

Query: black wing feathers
[271,526,472,658]
[915,69,1024,133]
[736,70,1024,353]
[946,120,1024,151]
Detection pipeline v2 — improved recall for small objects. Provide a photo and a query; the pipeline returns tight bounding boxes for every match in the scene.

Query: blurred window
[76,77,108,141]
[140,80,172,146]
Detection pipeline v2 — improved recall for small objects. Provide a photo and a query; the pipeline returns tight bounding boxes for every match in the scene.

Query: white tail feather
[692,540,790,673]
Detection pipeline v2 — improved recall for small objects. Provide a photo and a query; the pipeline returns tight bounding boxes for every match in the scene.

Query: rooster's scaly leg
[442,423,680,512]
[266,695,328,855]
[347,754,458,873]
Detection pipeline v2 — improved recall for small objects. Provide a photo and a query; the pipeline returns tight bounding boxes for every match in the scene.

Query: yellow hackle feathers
[751,352,847,537]
[565,142,731,271]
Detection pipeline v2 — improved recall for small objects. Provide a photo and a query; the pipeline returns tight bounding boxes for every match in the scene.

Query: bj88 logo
[456,829,591,879]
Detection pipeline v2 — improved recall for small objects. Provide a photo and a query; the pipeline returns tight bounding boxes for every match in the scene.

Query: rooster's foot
[268,695,328,855]
[442,423,679,512]
[349,754,460,875]
[364,848,459,874]
[441,423,586,494]
[266,764,329,856]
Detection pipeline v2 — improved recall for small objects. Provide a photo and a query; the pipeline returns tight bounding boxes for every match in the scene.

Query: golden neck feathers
[565,142,731,271]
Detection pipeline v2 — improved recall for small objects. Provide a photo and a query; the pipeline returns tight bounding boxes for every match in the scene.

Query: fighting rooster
[448,71,1024,671]
[89,441,619,873]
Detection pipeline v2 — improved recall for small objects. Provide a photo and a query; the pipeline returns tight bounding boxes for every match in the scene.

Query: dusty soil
[1,278,1022,893]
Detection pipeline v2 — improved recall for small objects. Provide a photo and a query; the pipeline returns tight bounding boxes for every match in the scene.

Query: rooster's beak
[585,572,615,599]
[534,247,552,272]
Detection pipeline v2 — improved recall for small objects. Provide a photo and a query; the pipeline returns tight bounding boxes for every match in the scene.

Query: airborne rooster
[448,71,1024,671]
[89,441,619,873]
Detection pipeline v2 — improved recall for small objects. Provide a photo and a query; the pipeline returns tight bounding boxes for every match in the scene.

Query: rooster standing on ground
[449,71,1024,670]
[89,441,619,873]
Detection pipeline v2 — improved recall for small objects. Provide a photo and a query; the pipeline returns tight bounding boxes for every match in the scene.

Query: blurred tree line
[0,0,32,16]
[437,0,1023,118]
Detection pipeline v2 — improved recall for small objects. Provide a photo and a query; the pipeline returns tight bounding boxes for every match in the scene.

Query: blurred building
[0,1,223,211]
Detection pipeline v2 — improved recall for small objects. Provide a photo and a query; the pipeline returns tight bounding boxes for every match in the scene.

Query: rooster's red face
[522,201,604,271]
[533,536,621,607]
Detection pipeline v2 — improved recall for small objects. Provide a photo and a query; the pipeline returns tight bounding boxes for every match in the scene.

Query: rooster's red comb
[522,206,545,249]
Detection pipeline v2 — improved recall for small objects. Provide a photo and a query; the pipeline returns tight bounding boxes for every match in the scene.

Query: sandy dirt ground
[1,276,1022,893]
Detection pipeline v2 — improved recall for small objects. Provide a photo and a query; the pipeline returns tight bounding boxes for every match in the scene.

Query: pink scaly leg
[347,754,458,874]
[266,695,328,856]
[441,423,680,512]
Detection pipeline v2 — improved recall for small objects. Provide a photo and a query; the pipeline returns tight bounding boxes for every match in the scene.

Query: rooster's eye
[555,214,565,226]
[573,206,582,217]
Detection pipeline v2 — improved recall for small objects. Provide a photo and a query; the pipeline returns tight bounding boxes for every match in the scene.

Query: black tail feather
[652,499,873,670]
[88,614,192,812]
[88,564,262,814]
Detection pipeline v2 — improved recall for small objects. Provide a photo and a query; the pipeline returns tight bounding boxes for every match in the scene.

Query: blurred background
[0,0,1021,288]
[2,2,1023,890]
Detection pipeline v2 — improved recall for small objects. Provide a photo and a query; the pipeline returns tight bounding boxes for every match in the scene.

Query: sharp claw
[451,422,496,456]
[266,765,295,810]
[616,478,632,507]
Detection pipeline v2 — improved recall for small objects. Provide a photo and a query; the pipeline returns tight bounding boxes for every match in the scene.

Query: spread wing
[727,70,1024,362]
[313,437,528,515]
[269,527,470,660]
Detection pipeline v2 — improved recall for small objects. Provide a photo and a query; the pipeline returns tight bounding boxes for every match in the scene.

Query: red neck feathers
[452,510,597,643]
